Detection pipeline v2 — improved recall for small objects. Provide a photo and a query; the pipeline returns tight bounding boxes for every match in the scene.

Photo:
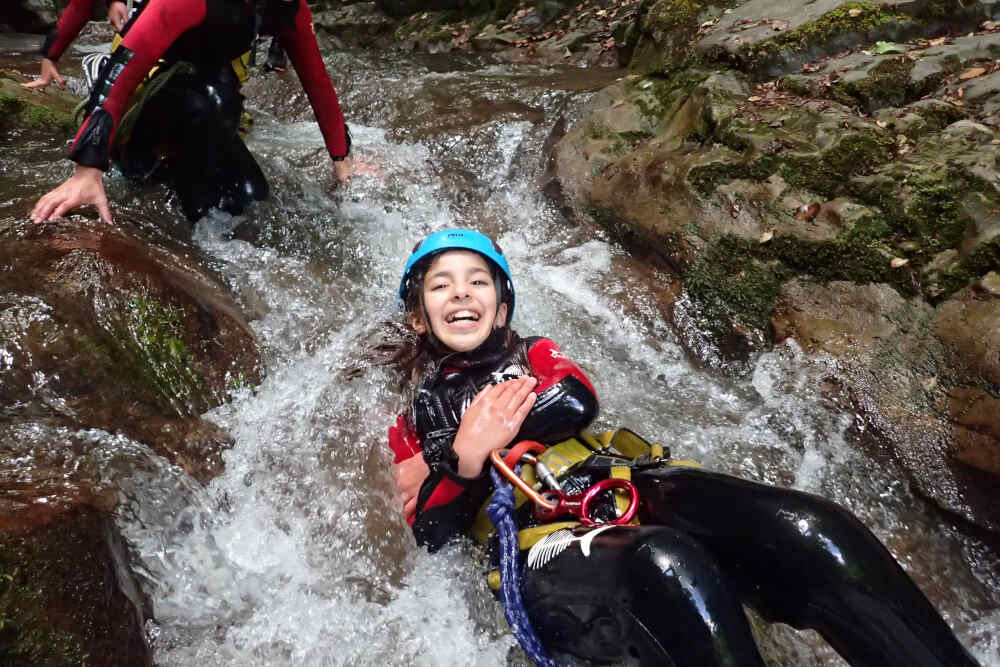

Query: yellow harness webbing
[473,429,699,547]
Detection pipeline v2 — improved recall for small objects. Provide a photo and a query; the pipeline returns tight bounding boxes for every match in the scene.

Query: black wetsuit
[388,331,980,667]
[71,0,349,221]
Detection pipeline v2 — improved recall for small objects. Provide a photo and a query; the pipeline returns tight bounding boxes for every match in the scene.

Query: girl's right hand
[22,58,64,90]
[452,376,537,477]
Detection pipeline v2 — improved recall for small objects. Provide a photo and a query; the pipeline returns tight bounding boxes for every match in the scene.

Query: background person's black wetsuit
[389,332,980,667]
[71,0,349,220]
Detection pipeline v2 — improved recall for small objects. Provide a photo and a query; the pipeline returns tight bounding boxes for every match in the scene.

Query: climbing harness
[488,445,638,526]
[485,439,644,666]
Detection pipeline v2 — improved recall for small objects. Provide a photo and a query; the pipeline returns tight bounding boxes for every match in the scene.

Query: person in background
[31,0,352,224]
[23,0,138,90]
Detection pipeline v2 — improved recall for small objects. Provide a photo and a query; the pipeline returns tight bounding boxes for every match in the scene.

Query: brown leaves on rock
[959,66,987,80]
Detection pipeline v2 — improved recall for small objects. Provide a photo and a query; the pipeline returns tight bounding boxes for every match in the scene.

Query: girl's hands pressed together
[452,376,537,477]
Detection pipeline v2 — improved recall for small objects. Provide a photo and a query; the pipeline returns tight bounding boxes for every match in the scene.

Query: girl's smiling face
[410,250,508,352]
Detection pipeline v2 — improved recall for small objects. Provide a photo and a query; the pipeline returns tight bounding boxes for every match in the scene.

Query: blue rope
[486,467,557,667]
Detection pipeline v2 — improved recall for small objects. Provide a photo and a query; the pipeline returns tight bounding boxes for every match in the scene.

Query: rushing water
[6,43,1000,665]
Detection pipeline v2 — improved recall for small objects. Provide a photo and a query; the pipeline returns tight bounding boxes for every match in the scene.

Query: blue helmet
[398,228,515,321]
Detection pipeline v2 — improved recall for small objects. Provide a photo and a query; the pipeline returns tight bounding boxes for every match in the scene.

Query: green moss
[682,226,920,341]
[586,119,614,141]
[934,237,1000,299]
[903,175,965,252]
[689,126,893,198]
[780,131,894,198]
[103,295,203,413]
[737,2,904,73]
[629,70,710,127]
[643,0,703,34]
[688,154,781,195]
[0,552,86,667]
[833,56,914,111]
[685,237,787,334]
[608,130,655,155]
[0,92,75,133]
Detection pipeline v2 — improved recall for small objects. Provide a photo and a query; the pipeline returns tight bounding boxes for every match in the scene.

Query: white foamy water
[93,53,998,666]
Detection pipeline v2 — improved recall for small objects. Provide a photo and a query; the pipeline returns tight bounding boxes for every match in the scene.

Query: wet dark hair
[347,250,521,393]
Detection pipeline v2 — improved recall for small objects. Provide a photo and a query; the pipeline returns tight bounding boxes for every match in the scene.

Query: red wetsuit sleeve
[43,0,100,62]
[388,414,421,464]
[387,414,488,544]
[279,0,349,159]
[69,0,207,168]
[527,338,597,396]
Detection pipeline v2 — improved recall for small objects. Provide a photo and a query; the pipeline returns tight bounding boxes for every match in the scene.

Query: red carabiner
[533,477,639,526]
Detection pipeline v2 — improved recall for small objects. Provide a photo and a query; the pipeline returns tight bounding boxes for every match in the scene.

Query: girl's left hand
[452,376,537,477]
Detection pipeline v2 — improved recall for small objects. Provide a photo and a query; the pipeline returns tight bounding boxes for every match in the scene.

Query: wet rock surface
[0,218,262,663]
[529,0,1000,532]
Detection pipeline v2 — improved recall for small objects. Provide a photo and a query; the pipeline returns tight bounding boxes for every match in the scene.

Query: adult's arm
[32,0,206,223]
[39,0,100,62]
[68,0,207,171]
[279,0,350,161]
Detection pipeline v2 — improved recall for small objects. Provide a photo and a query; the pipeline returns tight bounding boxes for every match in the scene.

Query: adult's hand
[32,165,112,224]
[108,1,128,32]
[22,58,65,90]
[333,158,353,184]
[395,454,429,520]
[452,376,537,478]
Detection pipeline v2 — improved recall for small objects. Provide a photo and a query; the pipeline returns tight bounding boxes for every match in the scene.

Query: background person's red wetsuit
[39,0,103,62]
[70,0,349,171]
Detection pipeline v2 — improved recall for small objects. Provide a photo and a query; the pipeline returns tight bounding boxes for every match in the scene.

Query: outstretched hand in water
[32,165,112,224]
[22,58,65,90]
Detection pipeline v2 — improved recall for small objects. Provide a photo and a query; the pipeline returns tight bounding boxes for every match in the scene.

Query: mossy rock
[0,508,151,667]
[0,75,77,135]
[0,219,260,480]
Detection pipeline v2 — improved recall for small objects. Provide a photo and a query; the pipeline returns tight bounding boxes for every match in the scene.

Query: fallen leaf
[876,120,889,128]
[890,257,909,268]
[871,41,907,55]
[848,8,862,17]
[959,66,986,80]
[759,231,774,243]
[596,9,608,17]
[929,36,948,46]
[795,203,821,221]
[957,87,965,98]
[612,99,625,107]
[748,95,762,102]
[983,20,999,30]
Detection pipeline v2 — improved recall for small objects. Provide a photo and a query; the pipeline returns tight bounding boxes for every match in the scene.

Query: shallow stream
[4,44,999,666]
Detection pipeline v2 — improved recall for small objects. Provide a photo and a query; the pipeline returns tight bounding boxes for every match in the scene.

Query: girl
[379,228,979,667]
